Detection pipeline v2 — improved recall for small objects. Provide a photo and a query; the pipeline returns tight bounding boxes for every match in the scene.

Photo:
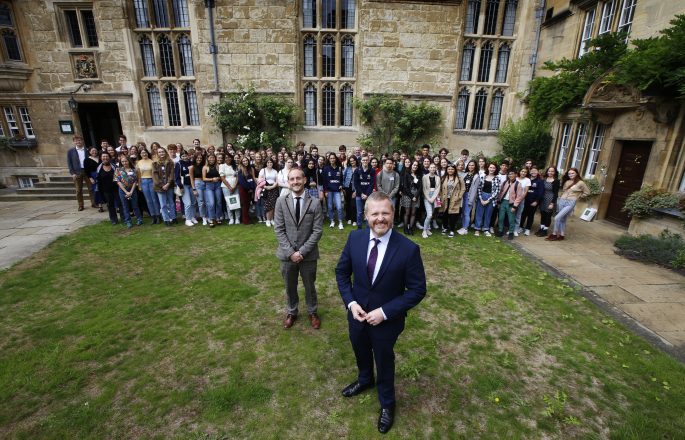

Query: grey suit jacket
[273,192,324,262]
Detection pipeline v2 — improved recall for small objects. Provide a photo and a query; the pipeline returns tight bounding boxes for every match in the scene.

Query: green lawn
[1,222,684,439]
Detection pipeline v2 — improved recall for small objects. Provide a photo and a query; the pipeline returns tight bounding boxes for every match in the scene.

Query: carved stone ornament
[73,54,98,79]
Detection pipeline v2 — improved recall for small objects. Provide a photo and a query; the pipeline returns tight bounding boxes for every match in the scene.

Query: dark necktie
[367,238,380,282]
[295,197,301,223]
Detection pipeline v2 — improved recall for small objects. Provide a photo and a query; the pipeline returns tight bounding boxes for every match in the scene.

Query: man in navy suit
[335,191,426,434]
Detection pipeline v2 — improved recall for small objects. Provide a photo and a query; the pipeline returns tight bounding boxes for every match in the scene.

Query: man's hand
[350,303,367,322]
[365,308,385,326]
[72,174,78,180]
[163,183,169,190]
[289,251,304,263]
[89,178,95,185]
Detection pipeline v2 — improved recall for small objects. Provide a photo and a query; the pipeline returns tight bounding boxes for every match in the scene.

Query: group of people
[65,135,595,434]
[67,136,591,240]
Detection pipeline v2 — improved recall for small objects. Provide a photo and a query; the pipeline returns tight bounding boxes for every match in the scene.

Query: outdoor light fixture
[68,96,78,112]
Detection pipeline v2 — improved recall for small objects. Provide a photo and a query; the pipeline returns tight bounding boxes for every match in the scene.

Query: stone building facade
[0,0,541,186]
[538,0,685,227]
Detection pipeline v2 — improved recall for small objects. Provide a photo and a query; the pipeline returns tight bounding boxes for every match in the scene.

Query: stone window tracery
[134,0,197,128]
[300,0,356,127]
[455,0,514,132]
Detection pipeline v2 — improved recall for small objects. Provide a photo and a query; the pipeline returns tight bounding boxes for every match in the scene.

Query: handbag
[435,197,442,208]
[227,194,241,211]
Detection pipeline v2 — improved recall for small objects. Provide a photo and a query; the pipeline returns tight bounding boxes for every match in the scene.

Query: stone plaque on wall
[71,53,98,80]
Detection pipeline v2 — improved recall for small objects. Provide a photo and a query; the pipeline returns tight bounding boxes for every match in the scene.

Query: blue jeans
[473,192,495,231]
[181,185,197,221]
[140,178,160,216]
[423,191,436,230]
[255,198,265,219]
[204,181,223,220]
[118,188,143,225]
[156,187,176,222]
[553,198,576,235]
[355,196,367,228]
[327,191,343,222]
[194,179,207,219]
[461,195,472,230]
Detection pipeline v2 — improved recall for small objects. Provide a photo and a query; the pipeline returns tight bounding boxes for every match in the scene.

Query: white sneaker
[347,220,352,225]
[427,229,432,236]
[352,222,357,226]
[338,222,344,230]
[484,231,492,237]
[432,221,438,229]
[457,228,467,235]
[416,223,423,230]
[202,218,208,226]
[517,227,524,234]
[489,227,494,234]
[330,221,335,228]
[397,222,404,228]
[185,220,194,227]
[228,218,234,225]
[514,231,519,237]
[422,230,428,239]
[524,229,530,236]
[191,217,198,224]
[474,231,480,236]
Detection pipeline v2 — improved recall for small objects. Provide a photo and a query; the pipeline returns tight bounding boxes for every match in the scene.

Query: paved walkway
[0,201,105,269]
[1,200,684,359]
[514,217,685,359]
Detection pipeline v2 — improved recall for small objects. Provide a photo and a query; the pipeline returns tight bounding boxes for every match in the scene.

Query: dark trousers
[280,259,318,315]
[344,188,356,222]
[540,210,553,229]
[441,201,459,232]
[238,186,252,224]
[349,317,403,408]
[520,202,538,230]
[73,171,94,209]
[102,189,120,223]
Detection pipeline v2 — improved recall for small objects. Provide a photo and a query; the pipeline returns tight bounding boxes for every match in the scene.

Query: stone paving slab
[0,201,105,270]
[516,216,685,356]
[591,286,644,305]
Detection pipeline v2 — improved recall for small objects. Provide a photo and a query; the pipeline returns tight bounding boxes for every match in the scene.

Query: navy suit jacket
[67,147,85,175]
[336,229,426,338]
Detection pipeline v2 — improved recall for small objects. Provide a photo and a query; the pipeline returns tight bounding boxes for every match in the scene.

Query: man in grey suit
[273,167,324,329]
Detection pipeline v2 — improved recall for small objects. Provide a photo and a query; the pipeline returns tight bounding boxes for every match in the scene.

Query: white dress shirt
[348,229,393,320]
[76,147,86,168]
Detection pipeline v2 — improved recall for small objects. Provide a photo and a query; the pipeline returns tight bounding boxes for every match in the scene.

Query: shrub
[622,186,679,218]
[497,116,552,168]
[354,95,443,154]
[615,230,685,271]
[209,85,300,150]
[584,177,602,198]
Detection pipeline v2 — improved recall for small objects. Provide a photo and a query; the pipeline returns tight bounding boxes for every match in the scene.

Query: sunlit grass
[0,222,684,439]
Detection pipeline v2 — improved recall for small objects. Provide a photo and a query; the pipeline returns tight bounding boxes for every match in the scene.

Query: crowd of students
[79,136,591,240]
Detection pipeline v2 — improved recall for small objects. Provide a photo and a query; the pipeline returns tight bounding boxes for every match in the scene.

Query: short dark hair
[460,149,469,156]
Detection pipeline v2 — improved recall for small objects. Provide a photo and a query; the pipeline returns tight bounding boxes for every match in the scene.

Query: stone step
[33,182,75,188]
[16,188,83,195]
[49,176,75,183]
[0,193,91,202]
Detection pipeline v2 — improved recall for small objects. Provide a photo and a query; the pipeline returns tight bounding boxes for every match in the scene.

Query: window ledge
[453,129,498,136]
[7,138,38,149]
[301,126,357,132]
[0,64,33,92]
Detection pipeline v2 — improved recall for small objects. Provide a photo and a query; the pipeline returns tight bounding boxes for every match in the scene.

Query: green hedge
[614,231,685,271]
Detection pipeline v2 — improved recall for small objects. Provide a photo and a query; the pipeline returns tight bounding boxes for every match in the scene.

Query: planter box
[628,208,684,236]
[9,138,38,149]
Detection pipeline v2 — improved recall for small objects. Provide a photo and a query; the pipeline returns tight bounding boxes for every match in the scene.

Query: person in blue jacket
[353,155,376,229]
[322,152,345,230]
[520,166,545,236]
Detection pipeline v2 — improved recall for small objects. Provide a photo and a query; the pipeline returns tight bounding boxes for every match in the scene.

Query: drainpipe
[205,0,220,92]
[529,0,545,80]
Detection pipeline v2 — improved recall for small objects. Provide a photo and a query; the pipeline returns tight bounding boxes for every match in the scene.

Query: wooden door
[605,141,652,226]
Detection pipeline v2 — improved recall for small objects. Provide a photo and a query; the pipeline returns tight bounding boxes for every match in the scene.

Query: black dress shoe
[377,407,395,434]
[341,380,374,397]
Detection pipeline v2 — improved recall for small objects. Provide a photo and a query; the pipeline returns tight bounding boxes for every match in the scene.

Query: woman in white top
[219,153,239,225]
[514,167,531,235]
[259,158,279,226]
[277,158,293,197]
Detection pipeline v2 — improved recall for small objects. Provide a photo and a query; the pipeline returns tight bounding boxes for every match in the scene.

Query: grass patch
[614,230,685,272]
[0,222,684,439]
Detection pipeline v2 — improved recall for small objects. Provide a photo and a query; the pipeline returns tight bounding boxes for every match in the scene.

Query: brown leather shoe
[283,313,296,329]
[557,235,565,241]
[309,313,321,329]
[545,234,558,241]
